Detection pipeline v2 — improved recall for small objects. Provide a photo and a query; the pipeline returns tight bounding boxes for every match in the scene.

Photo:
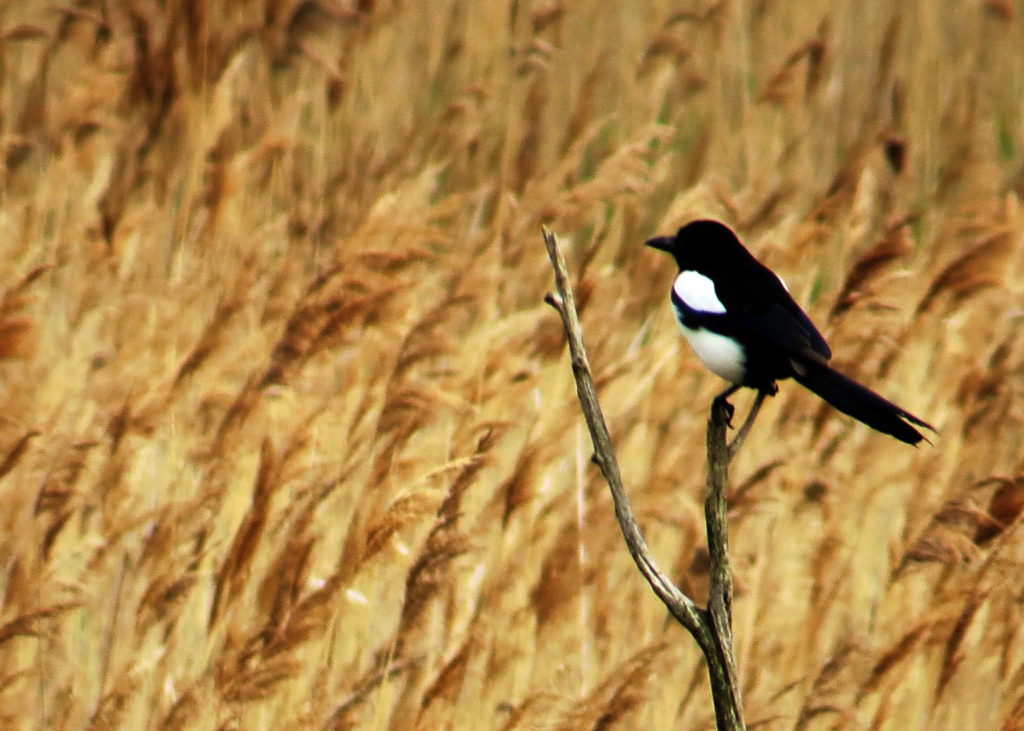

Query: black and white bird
[646,219,934,445]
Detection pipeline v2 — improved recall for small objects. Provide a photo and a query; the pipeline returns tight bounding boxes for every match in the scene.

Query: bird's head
[645,219,744,271]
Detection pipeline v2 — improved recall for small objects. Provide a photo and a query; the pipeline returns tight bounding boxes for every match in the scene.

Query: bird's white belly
[679,323,746,384]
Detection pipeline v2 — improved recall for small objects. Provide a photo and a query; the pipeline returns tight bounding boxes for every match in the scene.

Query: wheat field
[1,1,1023,729]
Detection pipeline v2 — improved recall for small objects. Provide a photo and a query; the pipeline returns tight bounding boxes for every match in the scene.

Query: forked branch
[542,226,746,730]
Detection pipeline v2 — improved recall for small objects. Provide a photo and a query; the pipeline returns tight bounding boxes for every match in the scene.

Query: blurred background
[0,0,1022,728]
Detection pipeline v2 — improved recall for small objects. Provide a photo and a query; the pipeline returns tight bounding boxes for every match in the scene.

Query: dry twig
[542,225,746,730]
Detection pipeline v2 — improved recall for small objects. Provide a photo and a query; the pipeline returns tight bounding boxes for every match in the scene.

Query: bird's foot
[712,395,736,429]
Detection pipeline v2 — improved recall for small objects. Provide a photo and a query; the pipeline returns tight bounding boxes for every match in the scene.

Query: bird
[646,219,935,445]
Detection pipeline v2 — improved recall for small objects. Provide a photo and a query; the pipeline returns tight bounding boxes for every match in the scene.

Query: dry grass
[0,0,1023,728]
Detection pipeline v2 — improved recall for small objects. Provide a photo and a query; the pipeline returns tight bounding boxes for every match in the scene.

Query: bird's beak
[644,236,674,252]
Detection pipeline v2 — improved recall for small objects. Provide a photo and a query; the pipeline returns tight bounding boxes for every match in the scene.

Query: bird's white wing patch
[673,270,726,314]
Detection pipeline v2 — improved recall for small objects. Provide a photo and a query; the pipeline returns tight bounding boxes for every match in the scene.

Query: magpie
[646,219,934,445]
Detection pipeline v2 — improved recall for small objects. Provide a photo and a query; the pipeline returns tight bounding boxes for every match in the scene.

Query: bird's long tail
[793,361,934,445]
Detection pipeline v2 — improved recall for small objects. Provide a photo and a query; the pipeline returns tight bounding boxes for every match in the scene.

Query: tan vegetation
[0,0,1022,728]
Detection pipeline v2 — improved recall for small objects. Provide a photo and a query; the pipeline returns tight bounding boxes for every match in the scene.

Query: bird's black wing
[688,300,828,362]
[707,265,832,361]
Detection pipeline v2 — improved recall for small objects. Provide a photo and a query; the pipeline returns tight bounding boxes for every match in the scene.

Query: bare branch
[541,235,706,639]
[542,226,745,730]
[706,399,745,725]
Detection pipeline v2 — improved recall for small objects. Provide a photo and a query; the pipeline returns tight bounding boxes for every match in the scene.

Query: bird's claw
[713,396,735,429]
